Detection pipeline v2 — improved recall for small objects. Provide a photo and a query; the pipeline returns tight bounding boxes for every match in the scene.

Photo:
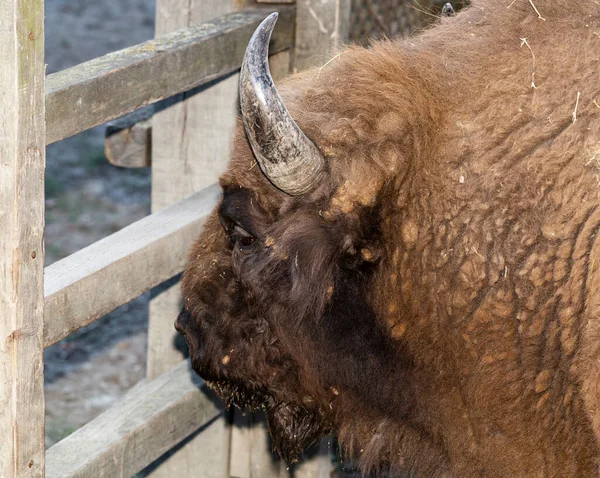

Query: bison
[175,1,600,476]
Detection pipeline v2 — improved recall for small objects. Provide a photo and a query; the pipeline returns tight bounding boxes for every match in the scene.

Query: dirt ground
[44,0,155,448]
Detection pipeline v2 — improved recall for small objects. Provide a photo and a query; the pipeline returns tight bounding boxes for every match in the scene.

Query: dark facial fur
[177,184,419,464]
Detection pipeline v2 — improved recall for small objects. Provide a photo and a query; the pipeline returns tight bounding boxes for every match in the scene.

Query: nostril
[174,320,185,335]
[174,307,206,362]
[175,307,192,334]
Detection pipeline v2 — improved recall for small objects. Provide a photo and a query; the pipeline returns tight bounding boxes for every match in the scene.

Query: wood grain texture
[45,7,295,145]
[248,416,283,477]
[0,0,46,476]
[230,413,252,478]
[45,360,223,478]
[293,0,351,71]
[103,51,291,169]
[145,417,232,477]
[230,413,288,478]
[292,439,333,478]
[105,118,152,168]
[147,1,243,476]
[104,105,154,167]
[147,0,239,379]
[284,2,353,473]
[43,184,220,349]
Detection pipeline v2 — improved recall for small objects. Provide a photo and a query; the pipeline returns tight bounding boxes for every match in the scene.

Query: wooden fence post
[226,47,294,478]
[147,0,242,476]
[294,0,351,71]
[0,0,46,476]
[288,2,351,476]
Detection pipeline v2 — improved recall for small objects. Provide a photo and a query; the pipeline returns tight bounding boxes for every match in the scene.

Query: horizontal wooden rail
[45,6,295,145]
[44,184,220,349]
[45,360,222,478]
[103,50,292,169]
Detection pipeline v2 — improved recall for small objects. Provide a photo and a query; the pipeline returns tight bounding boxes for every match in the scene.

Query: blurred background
[43,0,464,455]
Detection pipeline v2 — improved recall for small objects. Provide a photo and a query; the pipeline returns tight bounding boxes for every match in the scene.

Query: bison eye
[231,224,256,248]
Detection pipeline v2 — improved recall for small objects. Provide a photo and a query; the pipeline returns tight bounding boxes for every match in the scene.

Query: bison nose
[175,307,199,350]
[175,307,206,361]
[174,307,191,335]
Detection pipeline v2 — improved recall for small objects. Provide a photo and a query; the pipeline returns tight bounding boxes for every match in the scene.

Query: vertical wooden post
[148,1,239,375]
[290,439,333,478]
[287,2,351,476]
[147,0,240,476]
[227,49,293,478]
[149,0,351,475]
[293,0,352,72]
[0,0,46,477]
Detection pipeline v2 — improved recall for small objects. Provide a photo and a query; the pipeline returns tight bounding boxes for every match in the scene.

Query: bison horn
[240,13,325,196]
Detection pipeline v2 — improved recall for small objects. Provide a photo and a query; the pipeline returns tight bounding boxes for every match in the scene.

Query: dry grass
[519,37,536,88]
[507,0,546,21]
[572,91,581,123]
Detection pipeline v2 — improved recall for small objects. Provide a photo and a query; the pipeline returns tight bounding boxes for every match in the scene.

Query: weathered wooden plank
[230,412,291,478]
[280,3,352,474]
[105,119,152,168]
[269,49,292,81]
[103,50,291,169]
[45,7,295,145]
[146,1,244,476]
[257,0,295,3]
[230,413,252,478]
[144,417,232,477]
[45,360,223,478]
[293,439,333,478]
[294,0,351,71]
[249,415,283,477]
[43,184,220,349]
[0,0,46,476]
[104,105,153,167]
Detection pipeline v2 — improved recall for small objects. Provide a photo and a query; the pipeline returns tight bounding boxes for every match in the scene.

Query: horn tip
[262,12,279,30]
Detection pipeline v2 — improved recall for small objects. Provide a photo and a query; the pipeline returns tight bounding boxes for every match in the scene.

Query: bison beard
[177,1,600,476]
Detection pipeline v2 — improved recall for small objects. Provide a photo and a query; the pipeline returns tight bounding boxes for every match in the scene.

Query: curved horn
[240,13,325,196]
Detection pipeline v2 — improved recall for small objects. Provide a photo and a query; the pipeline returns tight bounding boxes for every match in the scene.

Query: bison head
[176,13,418,466]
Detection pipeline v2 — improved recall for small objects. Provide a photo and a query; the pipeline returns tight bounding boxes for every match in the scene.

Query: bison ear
[240,13,325,196]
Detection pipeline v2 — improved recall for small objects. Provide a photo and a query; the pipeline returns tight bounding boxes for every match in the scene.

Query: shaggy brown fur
[177,1,600,476]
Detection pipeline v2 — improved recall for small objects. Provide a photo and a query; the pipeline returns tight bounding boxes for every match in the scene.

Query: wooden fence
[0,0,350,477]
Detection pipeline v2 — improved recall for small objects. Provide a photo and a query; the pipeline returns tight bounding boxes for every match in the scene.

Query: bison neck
[299,271,452,476]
